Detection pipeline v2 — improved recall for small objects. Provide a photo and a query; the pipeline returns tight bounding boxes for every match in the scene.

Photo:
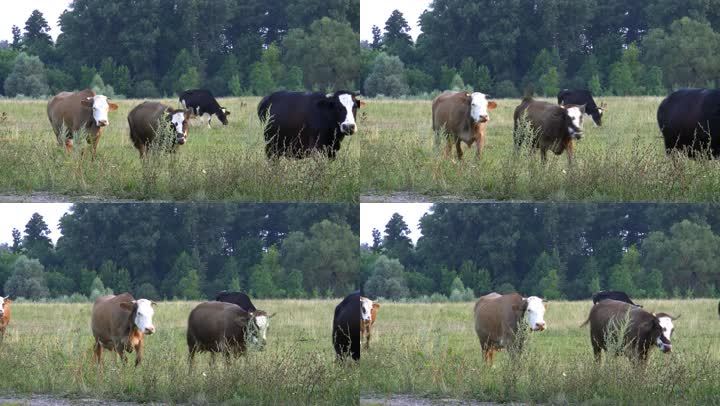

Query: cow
[127,102,192,158]
[187,301,273,366]
[332,291,361,361]
[360,297,380,349]
[432,91,498,159]
[47,89,119,159]
[592,290,641,307]
[0,296,12,341]
[581,299,676,363]
[179,89,230,127]
[657,88,720,158]
[514,97,584,164]
[557,89,605,126]
[258,91,364,159]
[90,293,156,367]
[215,291,257,312]
[473,292,547,365]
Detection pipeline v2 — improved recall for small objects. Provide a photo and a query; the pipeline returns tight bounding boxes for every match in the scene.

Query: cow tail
[579,316,590,328]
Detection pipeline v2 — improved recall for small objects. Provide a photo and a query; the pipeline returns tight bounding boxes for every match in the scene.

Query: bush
[494,80,520,98]
[133,80,160,98]
[3,52,49,97]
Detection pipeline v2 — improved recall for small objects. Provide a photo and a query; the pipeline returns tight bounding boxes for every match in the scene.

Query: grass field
[360,299,720,404]
[360,97,720,202]
[0,97,358,202]
[0,299,358,405]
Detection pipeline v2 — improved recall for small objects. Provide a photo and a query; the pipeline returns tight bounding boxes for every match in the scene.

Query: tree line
[0,0,359,98]
[0,203,359,301]
[361,204,720,301]
[361,1,720,98]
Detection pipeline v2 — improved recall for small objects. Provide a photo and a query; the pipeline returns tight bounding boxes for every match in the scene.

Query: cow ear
[108,103,119,111]
[151,301,157,306]
[671,314,681,321]
[4,299,11,304]
[580,104,587,113]
[120,302,134,311]
[81,98,94,108]
[488,101,498,110]
[224,109,231,116]
[185,109,194,118]
[358,100,366,108]
[373,303,380,309]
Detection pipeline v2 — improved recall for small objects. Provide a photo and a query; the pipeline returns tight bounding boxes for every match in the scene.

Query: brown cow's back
[47,89,96,141]
[187,301,251,353]
[514,98,571,155]
[127,102,172,155]
[91,293,135,348]
[474,292,523,349]
[432,92,472,140]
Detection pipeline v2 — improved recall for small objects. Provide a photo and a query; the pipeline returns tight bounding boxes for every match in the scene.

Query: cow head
[120,299,156,335]
[561,105,585,139]
[165,108,193,145]
[467,92,497,124]
[360,297,373,322]
[593,102,607,126]
[248,310,275,349]
[524,296,547,331]
[653,312,679,353]
[321,91,364,135]
[0,296,10,317]
[81,95,119,127]
[218,107,231,125]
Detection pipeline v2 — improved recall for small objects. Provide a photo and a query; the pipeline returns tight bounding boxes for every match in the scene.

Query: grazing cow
[215,291,257,312]
[258,91,364,159]
[187,301,273,365]
[127,102,192,158]
[592,290,641,307]
[0,296,12,340]
[47,89,119,158]
[333,291,361,361]
[432,91,498,159]
[557,89,605,126]
[473,292,547,364]
[581,299,676,363]
[179,89,230,127]
[514,97,584,164]
[360,297,380,349]
[91,293,156,367]
[657,88,720,158]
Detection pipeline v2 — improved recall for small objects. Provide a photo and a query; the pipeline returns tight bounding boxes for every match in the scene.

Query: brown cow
[47,89,118,158]
[187,301,274,366]
[91,293,156,367]
[581,299,675,363]
[513,97,584,164]
[360,297,380,349]
[127,101,192,158]
[432,91,497,159]
[0,296,12,341]
[473,292,546,364]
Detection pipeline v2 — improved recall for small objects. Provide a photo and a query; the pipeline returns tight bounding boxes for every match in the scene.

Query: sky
[0,1,72,42]
[0,204,72,245]
[360,203,432,245]
[360,0,432,42]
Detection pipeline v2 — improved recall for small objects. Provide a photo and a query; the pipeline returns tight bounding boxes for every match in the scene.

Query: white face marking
[657,316,674,345]
[255,315,269,341]
[470,92,490,123]
[597,108,604,115]
[133,299,155,334]
[338,94,357,131]
[171,112,186,135]
[566,106,583,130]
[360,297,373,321]
[525,296,546,331]
[0,297,5,316]
[90,96,111,126]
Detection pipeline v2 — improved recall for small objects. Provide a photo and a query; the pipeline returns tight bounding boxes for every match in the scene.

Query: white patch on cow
[657,316,674,345]
[255,315,269,341]
[0,296,5,316]
[338,94,357,133]
[90,96,111,126]
[360,297,373,321]
[171,112,186,135]
[525,296,546,331]
[470,92,491,123]
[133,299,155,334]
[566,106,583,130]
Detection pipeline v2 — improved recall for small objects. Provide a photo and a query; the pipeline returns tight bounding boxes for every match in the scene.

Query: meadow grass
[0,98,359,202]
[0,299,358,405]
[361,299,720,404]
[360,97,720,202]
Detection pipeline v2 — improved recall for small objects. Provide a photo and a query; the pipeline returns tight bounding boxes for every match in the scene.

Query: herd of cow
[432,88,720,162]
[45,88,364,160]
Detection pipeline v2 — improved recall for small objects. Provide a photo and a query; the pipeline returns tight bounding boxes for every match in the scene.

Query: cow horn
[269,312,277,318]
[671,314,681,321]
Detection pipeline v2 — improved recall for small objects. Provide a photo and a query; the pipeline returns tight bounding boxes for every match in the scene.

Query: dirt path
[361,395,525,406]
[360,192,532,203]
[0,193,147,203]
[0,395,158,406]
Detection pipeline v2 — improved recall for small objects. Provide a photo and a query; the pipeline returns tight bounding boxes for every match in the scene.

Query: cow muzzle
[341,123,356,134]
[144,326,156,335]
[532,322,546,331]
[97,120,108,127]
[176,134,187,145]
[477,115,489,123]
[659,342,672,353]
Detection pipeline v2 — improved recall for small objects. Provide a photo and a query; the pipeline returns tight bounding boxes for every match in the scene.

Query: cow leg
[476,132,485,160]
[93,341,103,364]
[91,132,103,161]
[565,139,575,165]
[540,148,548,163]
[65,138,74,153]
[444,137,453,159]
[455,140,463,160]
[134,342,143,367]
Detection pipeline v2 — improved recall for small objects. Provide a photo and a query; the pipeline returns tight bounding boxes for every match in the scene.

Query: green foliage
[4,256,49,300]
[90,74,115,98]
[494,80,520,98]
[132,80,160,98]
[538,67,560,97]
[178,269,202,300]
[0,49,19,95]
[134,282,159,301]
[249,62,276,96]
[46,68,75,94]
[3,52,49,97]
[449,74,466,91]
[364,256,409,299]
[364,52,409,97]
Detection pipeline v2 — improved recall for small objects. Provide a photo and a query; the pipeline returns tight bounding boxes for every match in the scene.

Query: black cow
[592,290,641,307]
[657,88,720,158]
[215,291,257,312]
[332,291,361,361]
[258,91,364,159]
[179,89,230,127]
[557,89,605,126]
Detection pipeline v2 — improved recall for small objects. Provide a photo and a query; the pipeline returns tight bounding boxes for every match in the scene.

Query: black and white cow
[257,91,364,159]
[557,89,605,126]
[179,89,230,127]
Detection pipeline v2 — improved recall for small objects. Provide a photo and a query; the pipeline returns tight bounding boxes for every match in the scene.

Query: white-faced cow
[179,89,230,127]
[514,97,584,164]
[657,88,720,158]
[90,293,156,367]
[333,291,361,361]
[581,299,677,363]
[473,292,547,365]
[258,91,364,159]
[127,102,192,158]
[47,89,119,159]
[0,296,12,341]
[558,89,606,126]
[432,91,498,159]
[360,296,380,349]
